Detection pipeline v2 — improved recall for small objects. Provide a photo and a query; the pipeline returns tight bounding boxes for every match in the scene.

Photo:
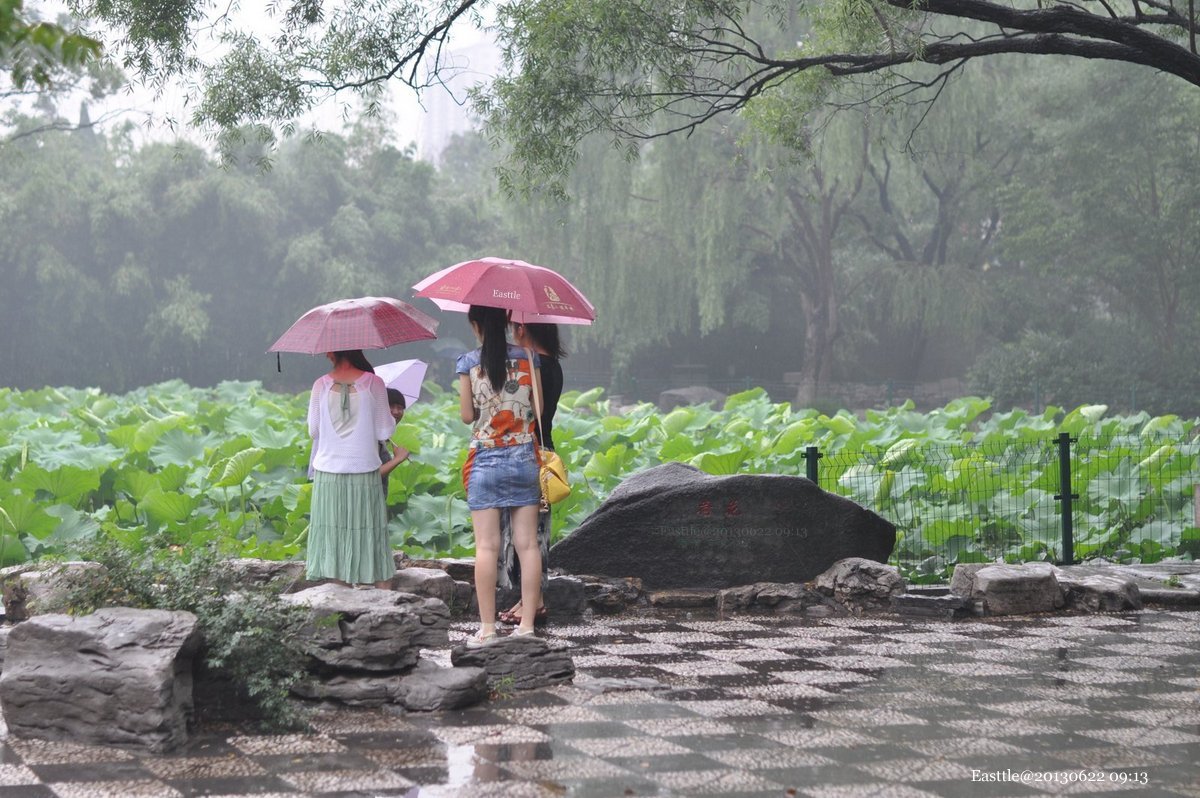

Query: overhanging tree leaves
[68,0,1200,168]
[480,0,1200,189]
[1,0,101,88]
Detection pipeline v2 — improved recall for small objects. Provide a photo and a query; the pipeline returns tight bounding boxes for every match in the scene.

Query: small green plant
[44,533,313,730]
[1163,574,1183,588]
[489,675,517,701]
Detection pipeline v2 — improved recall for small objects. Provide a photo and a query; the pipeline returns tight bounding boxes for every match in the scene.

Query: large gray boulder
[548,463,896,589]
[0,608,200,753]
[949,563,990,598]
[281,585,449,672]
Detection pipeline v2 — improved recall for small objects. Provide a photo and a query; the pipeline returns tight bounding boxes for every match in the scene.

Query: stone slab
[450,635,574,690]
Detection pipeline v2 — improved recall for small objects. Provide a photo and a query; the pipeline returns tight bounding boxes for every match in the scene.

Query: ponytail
[468,305,509,392]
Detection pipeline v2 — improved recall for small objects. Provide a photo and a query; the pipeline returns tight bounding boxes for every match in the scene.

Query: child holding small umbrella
[379,388,411,488]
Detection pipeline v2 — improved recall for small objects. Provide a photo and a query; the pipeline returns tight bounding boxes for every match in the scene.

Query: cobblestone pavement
[0,609,1197,797]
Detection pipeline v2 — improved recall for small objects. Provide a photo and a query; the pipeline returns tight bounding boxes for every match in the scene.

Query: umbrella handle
[277,352,282,373]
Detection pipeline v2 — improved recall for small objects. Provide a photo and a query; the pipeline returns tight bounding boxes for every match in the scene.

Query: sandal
[501,605,549,626]
[465,630,498,648]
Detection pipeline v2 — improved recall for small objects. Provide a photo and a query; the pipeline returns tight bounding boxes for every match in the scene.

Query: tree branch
[304,0,479,91]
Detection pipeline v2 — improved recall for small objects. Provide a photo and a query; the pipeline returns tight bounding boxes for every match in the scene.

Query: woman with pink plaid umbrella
[270,297,437,588]
[306,350,398,587]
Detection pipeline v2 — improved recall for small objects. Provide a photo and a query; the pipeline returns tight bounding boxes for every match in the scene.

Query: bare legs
[509,504,542,635]
[472,508,501,640]
[473,504,542,638]
[502,507,549,621]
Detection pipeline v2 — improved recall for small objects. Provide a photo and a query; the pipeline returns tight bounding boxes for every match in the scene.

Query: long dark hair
[468,305,509,392]
[524,323,567,359]
[332,350,375,373]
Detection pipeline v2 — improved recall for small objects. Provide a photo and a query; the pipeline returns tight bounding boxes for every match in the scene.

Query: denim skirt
[462,442,541,510]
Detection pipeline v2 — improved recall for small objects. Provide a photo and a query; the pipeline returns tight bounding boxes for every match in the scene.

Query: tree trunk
[794,291,835,406]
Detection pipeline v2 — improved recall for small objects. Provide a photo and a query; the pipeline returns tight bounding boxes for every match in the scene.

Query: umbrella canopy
[413,257,595,323]
[269,296,438,354]
[375,359,428,407]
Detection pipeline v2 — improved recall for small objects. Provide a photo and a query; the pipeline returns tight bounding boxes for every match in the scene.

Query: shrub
[41,534,312,730]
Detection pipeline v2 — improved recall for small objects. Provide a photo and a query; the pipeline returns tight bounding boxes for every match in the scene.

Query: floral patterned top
[455,344,541,448]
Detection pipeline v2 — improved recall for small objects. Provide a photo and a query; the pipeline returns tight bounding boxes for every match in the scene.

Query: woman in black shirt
[497,322,564,625]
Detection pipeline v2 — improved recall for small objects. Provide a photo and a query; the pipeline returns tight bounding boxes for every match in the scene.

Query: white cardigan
[308,373,396,474]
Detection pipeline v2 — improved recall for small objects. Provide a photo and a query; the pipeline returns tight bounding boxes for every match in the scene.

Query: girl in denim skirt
[456,305,543,644]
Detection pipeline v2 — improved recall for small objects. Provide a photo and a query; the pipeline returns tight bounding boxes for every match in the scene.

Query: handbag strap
[525,346,546,451]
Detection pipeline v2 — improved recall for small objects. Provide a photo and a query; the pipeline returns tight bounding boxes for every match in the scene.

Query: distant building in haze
[416,37,502,164]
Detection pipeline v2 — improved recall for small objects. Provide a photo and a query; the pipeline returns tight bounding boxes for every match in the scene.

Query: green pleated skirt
[307,470,393,584]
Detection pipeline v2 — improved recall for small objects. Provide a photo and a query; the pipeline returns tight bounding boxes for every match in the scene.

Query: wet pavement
[0,608,1197,797]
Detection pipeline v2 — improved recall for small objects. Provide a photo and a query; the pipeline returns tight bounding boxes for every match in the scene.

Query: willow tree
[64,0,1200,162]
[479,0,1200,191]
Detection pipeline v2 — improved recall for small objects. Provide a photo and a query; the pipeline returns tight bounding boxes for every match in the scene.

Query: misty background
[3,21,1200,415]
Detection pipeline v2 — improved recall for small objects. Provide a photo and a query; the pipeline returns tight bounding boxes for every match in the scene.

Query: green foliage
[3,382,1198,586]
[1,0,102,89]
[978,63,1200,416]
[43,534,312,729]
[0,125,491,392]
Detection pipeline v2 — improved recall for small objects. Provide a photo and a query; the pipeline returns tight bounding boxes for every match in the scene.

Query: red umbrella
[413,257,596,323]
[268,296,438,354]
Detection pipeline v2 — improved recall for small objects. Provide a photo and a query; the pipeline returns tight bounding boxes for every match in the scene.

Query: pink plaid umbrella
[268,296,438,354]
[413,257,595,323]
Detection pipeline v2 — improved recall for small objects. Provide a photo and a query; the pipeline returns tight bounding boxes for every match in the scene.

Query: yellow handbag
[527,347,571,505]
[540,449,571,505]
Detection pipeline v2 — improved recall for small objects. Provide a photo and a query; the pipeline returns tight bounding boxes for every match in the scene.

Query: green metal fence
[804,434,1200,582]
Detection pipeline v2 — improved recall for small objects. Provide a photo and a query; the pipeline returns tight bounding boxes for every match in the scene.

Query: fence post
[802,446,822,485]
[1054,432,1078,565]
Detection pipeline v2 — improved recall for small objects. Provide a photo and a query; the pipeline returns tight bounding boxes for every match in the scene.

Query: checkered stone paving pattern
[0,609,1197,797]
